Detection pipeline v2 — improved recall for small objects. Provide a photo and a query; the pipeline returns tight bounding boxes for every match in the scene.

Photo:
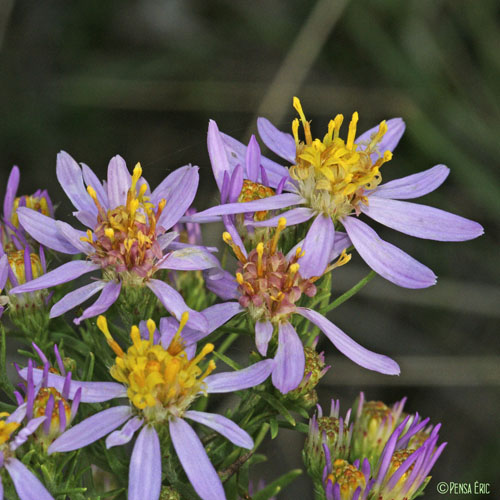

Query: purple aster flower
[2,165,54,235]
[10,153,219,330]
[193,98,483,288]
[45,314,274,500]
[202,218,399,395]
[13,343,83,449]
[0,411,54,500]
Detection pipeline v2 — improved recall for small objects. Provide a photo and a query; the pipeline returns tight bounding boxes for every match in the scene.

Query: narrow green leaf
[257,392,295,426]
[253,469,303,500]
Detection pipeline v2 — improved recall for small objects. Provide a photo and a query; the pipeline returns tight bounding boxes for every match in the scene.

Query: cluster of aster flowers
[0,98,482,500]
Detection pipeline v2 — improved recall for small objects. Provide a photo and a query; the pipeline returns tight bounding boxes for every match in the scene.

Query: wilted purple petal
[221,131,293,190]
[297,308,400,375]
[205,359,275,393]
[204,268,239,300]
[255,320,273,356]
[272,321,304,394]
[74,280,121,324]
[371,164,450,200]
[157,166,199,231]
[361,197,484,242]
[81,163,109,208]
[342,216,437,288]
[147,279,208,332]
[245,135,261,182]
[48,406,132,453]
[128,426,161,500]
[56,151,96,215]
[158,247,220,271]
[356,118,406,161]
[17,208,82,254]
[257,117,297,163]
[184,411,253,449]
[11,260,100,294]
[249,206,315,228]
[169,418,226,500]
[55,221,93,254]
[50,281,106,318]
[3,166,20,221]
[4,458,55,500]
[299,214,335,279]
[208,120,231,192]
[107,155,131,208]
[19,367,127,402]
[194,193,304,218]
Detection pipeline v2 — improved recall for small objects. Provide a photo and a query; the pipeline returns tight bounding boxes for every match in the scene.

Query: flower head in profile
[193,98,483,288]
[0,411,54,500]
[46,314,274,500]
[204,217,400,394]
[10,153,219,329]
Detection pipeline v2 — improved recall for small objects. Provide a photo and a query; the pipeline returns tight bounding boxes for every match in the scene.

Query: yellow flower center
[7,250,44,285]
[290,97,392,219]
[237,179,275,221]
[97,314,216,420]
[32,387,72,439]
[0,412,20,446]
[325,459,366,500]
[82,164,166,279]
[11,195,50,228]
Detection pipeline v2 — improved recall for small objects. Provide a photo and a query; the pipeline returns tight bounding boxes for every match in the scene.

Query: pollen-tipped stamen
[97,315,125,358]
[270,217,287,255]
[222,232,247,263]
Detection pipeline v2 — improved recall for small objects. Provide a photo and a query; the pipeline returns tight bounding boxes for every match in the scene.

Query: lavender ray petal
[204,268,239,300]
[342,216,437,288]
[157,166,199,231]
[221,131,294,190]
[257,117,296,163]
[356,117,406,161]
[55,221,93,254]
[17,208,82,254]
[245,135,261,182]
[107,155,131,208]
[169,418,226,500]
[371,164,450,200]
[255,320,273,356]
[147,279,208,332]
[272,321,304,394]
[286,231,351,262]
[157,247,220,271]
[151,165,193,205]
[249,207,314,228]
[208,120,231,192]
[73,210,97,228]
[228,164,244,203]
[205,359,275,393]
[10,260,100,294]
[128,426,161,500]
[6,403,27,424]
[298,214,335,279]
[361,197,484,241]
[297,308,400,375]
[56,151,97,215]
[48,406,132,453]
[3,166,20,220]
[0,255,8,290]
[18,367,127,402]
[200,301,243,334]
[10,417,46,450]
[157,231,179,250]
[184,410,253,449]
[194,193,304,218]
[4,458,55,500]
[74,280,121,324]
[81,163,109,208]
[50,281,106,319]
[0,474,3,500]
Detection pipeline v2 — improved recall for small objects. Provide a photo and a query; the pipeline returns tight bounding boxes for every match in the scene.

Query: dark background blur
[1,1,499,498]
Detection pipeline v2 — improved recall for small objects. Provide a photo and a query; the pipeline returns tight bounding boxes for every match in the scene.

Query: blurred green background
[1,0,499,498]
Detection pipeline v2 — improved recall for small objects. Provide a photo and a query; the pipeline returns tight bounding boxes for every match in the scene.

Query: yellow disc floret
[325,459,366,500]
[97,314,216,421]
[11,195,51,228]
[0,412,20,446]
[290,97,392,219]
[7,250,44,286]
